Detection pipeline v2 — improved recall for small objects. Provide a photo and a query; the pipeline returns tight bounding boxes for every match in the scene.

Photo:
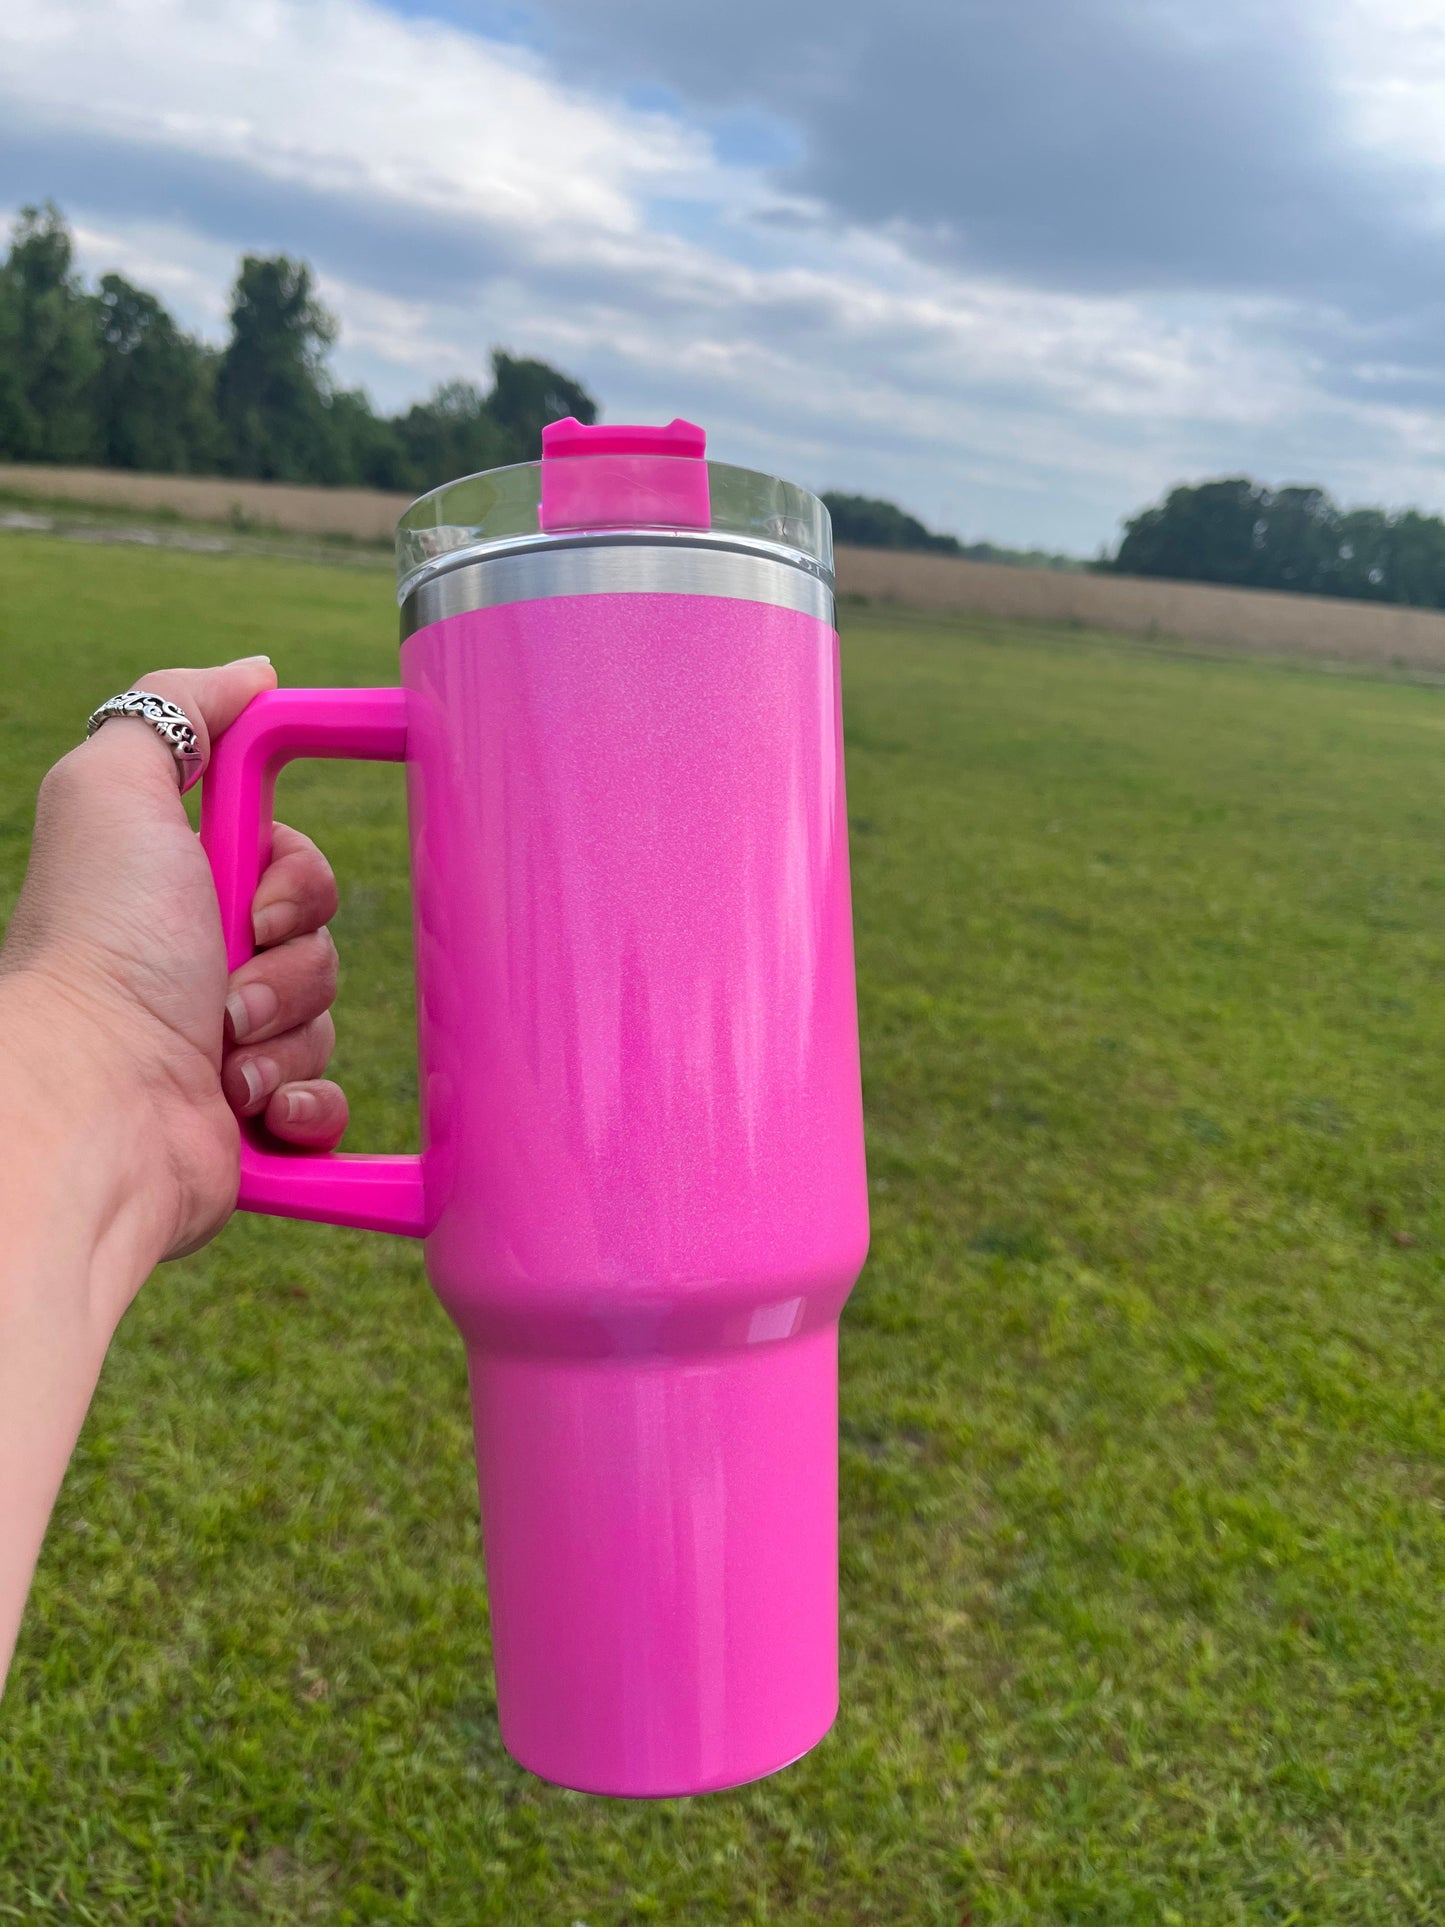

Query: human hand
[0,658,348,1286]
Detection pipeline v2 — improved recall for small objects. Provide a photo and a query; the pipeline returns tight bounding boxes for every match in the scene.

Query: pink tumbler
[200,418,869,1796]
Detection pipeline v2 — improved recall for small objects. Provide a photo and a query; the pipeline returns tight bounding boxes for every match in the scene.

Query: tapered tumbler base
[466,1323,840,1798]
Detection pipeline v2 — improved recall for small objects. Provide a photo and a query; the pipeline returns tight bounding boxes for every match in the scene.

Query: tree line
[821,491,1081,571]
[1106,476,1445,609]
[0,203,597,492]
[1,202,1091,567]
[31,196,1432,603]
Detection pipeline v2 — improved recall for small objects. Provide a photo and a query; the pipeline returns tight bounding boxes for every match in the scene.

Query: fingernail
[233,654,272,665]
[225,981,279,1041]
[253,901,299,946]
[284,1088,318,1124]
[241,1056,280,1107]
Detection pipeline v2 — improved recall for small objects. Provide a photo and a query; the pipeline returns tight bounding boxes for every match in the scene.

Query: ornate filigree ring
[85,690,203,794]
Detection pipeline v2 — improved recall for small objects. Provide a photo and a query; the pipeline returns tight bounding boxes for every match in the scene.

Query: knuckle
[39,750,85,805]
[315,932,340,995]
[131,669,179,701]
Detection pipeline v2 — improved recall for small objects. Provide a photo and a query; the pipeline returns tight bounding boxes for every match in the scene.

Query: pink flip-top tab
[541,417,706,460]
[539,416,711,532]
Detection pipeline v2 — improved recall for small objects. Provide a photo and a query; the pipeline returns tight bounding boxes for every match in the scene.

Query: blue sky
[5,0,1445,551]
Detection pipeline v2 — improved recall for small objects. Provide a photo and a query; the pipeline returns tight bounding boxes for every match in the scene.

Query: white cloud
[6,0,1445,548]
[2,0,710,236]
[1324,0,1445,181]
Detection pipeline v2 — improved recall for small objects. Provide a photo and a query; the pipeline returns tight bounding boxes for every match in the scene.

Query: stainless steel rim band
[400,539,836,640]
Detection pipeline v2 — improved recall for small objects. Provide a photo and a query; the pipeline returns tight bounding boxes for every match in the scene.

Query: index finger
[128,657,278,769]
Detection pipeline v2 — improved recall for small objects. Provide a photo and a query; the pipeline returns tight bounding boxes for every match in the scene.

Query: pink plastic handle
[199,687,430,1239]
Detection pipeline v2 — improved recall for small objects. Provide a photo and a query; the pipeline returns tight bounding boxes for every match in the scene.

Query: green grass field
[3,530,1445,1924]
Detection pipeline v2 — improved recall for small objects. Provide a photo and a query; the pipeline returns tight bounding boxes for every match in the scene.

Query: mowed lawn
[3,529,1445,1925]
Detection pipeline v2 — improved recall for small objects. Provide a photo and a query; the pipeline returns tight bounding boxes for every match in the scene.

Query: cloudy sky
[5,0,1445,551]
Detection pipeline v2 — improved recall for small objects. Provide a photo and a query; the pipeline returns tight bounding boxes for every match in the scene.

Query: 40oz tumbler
[199,417,869,1796]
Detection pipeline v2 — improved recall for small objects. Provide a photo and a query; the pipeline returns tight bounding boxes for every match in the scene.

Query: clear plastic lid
[395,456,834,605]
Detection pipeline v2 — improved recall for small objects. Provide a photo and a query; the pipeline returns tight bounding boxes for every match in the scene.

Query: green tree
[1383,510,1445,610]
[0,204,614,492]
[0,203,101,463]
[1251,485,1340,594]
[386,380,509,493]
[1334,508,1393,601]
[93,273,222,473]
[1110,477,1445,610]
[487,351,597,463]
[308,385,405,490]
[1112,478,1269,587]
[820,491,963,554]
[214,255,337,482]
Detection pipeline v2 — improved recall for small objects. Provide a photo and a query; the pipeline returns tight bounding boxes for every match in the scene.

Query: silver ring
[85,691,203,793]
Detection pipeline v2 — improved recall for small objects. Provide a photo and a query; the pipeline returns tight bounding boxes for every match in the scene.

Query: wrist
[0,966,178,1337]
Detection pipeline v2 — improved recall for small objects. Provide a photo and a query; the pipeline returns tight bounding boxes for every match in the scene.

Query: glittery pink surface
[202,588,869,1797]
[403,591,868,1795]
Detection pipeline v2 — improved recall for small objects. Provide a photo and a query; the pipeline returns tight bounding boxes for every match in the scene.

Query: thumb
[78,658,279,802]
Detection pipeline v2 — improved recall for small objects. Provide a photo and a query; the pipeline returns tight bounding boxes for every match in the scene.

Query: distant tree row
[822,491,1081,570]
[1107,476,1445,609]
[822,491,964,555]
[3,201,1102,568]
[0,203,597,493]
